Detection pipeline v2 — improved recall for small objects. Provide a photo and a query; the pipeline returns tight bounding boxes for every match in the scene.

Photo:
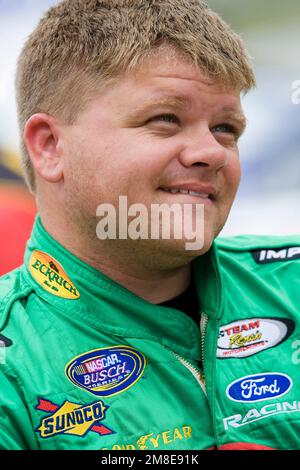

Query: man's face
[61,51,245,268]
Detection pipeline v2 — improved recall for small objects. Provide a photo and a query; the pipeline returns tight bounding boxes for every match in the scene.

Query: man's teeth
[163,188,210,198]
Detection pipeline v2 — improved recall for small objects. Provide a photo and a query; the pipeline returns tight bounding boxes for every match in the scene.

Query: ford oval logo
[226,373,292,403]
[65,345,146,397]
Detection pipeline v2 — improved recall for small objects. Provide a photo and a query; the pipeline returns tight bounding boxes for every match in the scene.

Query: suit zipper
[200,312,208,367]
[165,314,209,395]
[171,351,206,395]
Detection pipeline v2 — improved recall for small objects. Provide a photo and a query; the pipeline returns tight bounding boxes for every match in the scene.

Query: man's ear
[24,113,63,183]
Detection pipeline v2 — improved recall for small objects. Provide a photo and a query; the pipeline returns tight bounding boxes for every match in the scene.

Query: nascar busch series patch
[217,317,294,358]
[65,345,146,397]
[35,398,114,438]
[29,251,80,299]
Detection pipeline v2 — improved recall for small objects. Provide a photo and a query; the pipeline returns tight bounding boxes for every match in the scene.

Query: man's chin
[134,235,215,271]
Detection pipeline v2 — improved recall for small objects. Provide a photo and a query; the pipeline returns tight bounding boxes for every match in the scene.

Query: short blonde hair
[16,0,256,191]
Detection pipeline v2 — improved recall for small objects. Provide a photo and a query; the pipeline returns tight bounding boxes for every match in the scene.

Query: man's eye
[212,124,239,138]
[149,114,179,124]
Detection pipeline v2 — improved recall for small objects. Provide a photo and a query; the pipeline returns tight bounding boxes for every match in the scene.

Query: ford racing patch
[65,345,146,397]
[217,317,294,358]
[226,373,293,402]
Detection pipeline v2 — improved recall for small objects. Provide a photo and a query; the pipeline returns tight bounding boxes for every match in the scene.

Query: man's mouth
[159,183,217,200]
[160,188,211,198]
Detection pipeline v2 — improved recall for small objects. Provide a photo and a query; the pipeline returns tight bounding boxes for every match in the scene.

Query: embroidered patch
[251,247,300,264]
[226,373,293,403]
[101,425,193,450]
[223,400,300,431]
[65,345,146,397]
[217,317,295,358]
[29,250,80,299]
[35,397,114,438]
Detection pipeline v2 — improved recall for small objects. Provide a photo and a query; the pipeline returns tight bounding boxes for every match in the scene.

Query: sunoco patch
[35,397,114,438]
[65,345,146,397]
[29,250,80,299]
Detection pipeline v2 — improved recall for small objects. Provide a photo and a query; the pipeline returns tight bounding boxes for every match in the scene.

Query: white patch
[224,400,300,430]
[217,318,294,359]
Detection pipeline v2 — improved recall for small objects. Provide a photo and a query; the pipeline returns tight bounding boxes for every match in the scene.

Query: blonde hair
[16,0,256,191]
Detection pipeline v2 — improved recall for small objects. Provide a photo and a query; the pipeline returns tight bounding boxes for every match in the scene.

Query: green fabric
[0,216,299,450]
[213,235,300,450]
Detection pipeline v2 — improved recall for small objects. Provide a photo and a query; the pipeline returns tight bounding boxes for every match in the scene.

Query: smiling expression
[61,51,245,265]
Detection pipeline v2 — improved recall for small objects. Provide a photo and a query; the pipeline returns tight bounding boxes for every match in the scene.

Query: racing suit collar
[23,215,222,361]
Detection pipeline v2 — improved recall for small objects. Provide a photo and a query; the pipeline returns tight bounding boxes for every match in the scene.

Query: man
[0,0,299,450]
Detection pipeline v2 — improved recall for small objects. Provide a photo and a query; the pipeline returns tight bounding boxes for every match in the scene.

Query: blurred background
[0,0,299,274]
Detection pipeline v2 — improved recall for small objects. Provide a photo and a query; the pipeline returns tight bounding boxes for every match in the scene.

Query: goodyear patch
[29,251,80,299]
[101,425,193,450]
[65,345,146,397]
[35,397,114,438]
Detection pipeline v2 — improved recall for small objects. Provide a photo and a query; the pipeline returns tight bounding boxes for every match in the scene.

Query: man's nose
[178,129,228,171]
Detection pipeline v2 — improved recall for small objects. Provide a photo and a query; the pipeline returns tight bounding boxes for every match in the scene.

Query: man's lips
[158,183,217,200]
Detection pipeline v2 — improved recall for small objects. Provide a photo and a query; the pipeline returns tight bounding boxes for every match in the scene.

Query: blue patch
[227,373,292,403]
[65,345,146,397]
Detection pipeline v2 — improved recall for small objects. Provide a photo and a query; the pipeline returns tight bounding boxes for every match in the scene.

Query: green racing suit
[0,215,299,450]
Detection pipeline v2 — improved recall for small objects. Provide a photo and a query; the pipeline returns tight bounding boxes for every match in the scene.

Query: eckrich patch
[217,317,294,359]
[36,397,114,438]
[29,251,80,299]
[226,373,293,403]
[65,345,146,397]
[252,246,300,264]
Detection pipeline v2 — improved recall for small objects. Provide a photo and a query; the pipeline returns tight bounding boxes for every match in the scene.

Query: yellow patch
[29,251,80,299]
[37,399,109,438]
[102,425,193,450]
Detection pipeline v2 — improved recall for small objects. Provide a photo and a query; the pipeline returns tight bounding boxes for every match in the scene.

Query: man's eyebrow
[221,107,247,132]
[129,95,191,115]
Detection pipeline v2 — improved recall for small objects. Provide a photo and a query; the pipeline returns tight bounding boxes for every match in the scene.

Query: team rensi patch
[29,251,80,299]
[217,317,295,359]
[35,398,114,438]
[65,345,146,397]
[251,246,300,264]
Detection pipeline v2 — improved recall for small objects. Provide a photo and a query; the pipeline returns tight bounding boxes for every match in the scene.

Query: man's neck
[40,212,192,304]
[86,260,192,304]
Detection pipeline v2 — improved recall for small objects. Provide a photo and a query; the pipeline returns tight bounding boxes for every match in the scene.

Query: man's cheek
[226,167,241,196]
